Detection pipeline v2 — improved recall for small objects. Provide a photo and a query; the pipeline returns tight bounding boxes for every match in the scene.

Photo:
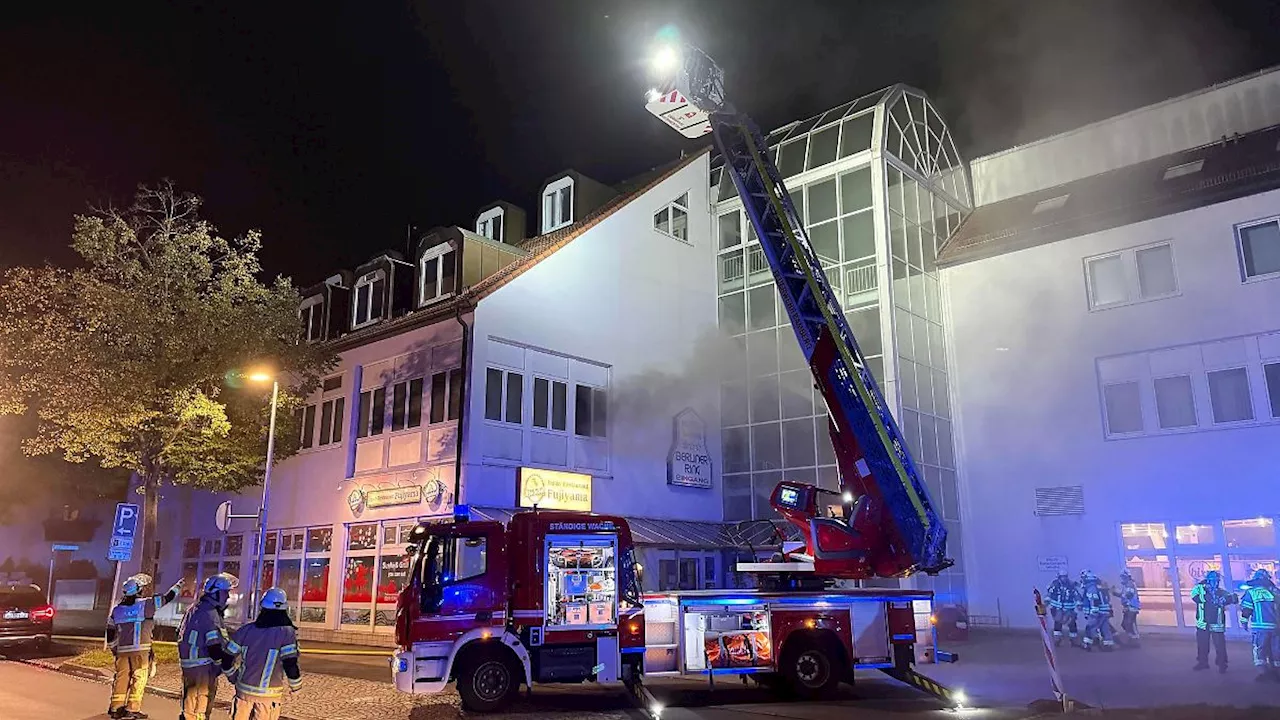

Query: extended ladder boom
[647,46,949,578]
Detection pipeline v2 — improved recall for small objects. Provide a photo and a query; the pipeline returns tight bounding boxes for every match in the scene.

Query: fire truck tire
[780,637,841,700]
[456,645,521,713]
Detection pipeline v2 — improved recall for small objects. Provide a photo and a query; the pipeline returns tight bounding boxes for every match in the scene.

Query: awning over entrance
[468,507,800,550]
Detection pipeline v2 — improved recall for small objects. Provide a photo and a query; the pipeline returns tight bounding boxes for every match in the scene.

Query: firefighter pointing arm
[106,574,183,719]
[226,588,303,720]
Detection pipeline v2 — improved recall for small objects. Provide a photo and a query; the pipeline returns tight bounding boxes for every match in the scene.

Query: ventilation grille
[1034,486,1085,516]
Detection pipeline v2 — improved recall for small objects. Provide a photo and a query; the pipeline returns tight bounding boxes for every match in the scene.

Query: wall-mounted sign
[347,469,451,517]
[519,468,592,511]
[1037,555,1069,574]
[667,409,712,489]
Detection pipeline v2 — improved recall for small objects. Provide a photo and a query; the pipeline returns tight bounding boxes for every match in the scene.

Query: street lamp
[245,369,279,617]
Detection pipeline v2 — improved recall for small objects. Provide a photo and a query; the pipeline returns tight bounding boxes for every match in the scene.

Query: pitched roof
[938,124,1280,267]
[327,148,709,350]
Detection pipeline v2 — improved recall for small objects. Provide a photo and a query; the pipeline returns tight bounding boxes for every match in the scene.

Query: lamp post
[246,372,279,617]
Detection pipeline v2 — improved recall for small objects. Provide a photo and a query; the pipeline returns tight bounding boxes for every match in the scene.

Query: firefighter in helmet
[1191,569,1236,672]
[1046,570,1080,647]
[1240,567,1280,681]
[106,573,183,719]
[1078,570,1115,651]
[1118,569,1142,645]
[225,588,303,720]
[177,573,241,719]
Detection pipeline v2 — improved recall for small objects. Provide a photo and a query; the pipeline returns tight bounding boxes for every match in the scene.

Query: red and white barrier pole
[1034,588,1072,713]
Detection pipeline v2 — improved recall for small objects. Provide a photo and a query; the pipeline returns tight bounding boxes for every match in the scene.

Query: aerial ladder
[644,45,952,584]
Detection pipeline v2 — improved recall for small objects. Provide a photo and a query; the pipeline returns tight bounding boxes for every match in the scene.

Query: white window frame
[1083,240,1179,311]
[476,206,504,242]
[484,368,524,425]
[352,269,386,329]
[653,191,691,243]
[299,295,324,344]
[1235,217,1280,283]
[542,177,574,233]
[531,376,569,432]
[573,383,608,438]
[418,244,456,307]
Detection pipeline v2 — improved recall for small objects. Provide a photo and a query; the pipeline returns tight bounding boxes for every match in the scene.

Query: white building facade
[941,68,1280,631]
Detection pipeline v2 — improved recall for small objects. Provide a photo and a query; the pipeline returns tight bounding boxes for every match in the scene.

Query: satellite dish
[215,501,233,533]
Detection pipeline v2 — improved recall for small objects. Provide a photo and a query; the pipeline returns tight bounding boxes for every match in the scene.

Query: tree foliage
[0,182,334,562]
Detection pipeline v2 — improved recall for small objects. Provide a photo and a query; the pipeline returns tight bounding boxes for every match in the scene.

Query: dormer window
[477,207,505,242]
[299,295,325,343]
[542,177,574,233]
[420,244,457,306]
[654,191,690,242]
[352,269,386,329]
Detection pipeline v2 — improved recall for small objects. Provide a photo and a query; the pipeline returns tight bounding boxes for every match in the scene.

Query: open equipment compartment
[682,599,773,674]
[544,533,619,630]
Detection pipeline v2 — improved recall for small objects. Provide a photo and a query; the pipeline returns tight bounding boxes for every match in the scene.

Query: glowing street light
[244,368,279,616]
[650,45,679,75]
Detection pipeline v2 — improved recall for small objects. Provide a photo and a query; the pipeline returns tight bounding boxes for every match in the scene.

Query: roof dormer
[350,253,414,331]
[474,201,528,245]
[537,170,618,235]
[299,293,324,344]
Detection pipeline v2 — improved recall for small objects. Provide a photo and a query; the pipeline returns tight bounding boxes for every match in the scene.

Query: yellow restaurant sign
[518,468,592,511]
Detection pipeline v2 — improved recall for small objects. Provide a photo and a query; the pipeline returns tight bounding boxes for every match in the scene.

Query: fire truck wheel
[781,638,840,699]
[457,646,521,712]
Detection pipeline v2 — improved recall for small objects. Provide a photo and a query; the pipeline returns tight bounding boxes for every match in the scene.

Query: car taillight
[32,604,55,621]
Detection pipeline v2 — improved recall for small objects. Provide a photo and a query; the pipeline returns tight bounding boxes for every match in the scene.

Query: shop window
[574,384,608,437]
[180,563,199,601]
[302,557,330,624]
[183,538,201,559]
[1224,518,1276,548]
[390,378,424,431]
[484,368,523,424]
[276,559,302,620]
[307,527,333,554]
[430,368,463,424]
[1121,523,1169,551]
[1175,523,1217,545]
[281,530,306,553]
[341,554,375,627]
[204,538,222,557]
[263,531,279,556]
[546,536,617,629]
[1123,555,1176,627]
[533,377,568,431]
[224,535,243,557]
[377,551,411,627]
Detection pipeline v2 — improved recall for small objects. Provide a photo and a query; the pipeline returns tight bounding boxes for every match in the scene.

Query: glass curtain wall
[713,86,971,605]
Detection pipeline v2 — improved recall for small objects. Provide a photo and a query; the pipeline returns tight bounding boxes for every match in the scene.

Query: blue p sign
[113,503,140,538]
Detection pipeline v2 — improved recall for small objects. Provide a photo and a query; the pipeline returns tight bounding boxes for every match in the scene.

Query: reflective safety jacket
[107,589,178,653]
[228,619,302,698]
[1047,578,1079,611]
[1079,582,1112,617]
[1241,581,1279,630]
[178,598,240,669]
[1119,581,1141,612]
[1191,583,1235,632]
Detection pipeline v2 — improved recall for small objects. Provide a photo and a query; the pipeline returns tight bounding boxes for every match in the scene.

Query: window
[1085,242,1177,309]
[542,178,573,232]
[1033,194,1069,214]
[357,387,386,438]
[1266,363,1280,418]
[419,246,457,306]
[718,211,741,250]
[574,384,608,437]
[484,368,523,424]
[449,536,488,582]
[429,369,463,424]
[1103,381,1142,434]
[1238,220,1280,280]
[352,270,386,328]
[318,397,345,446]
[1153,375,1196,429]
[322,375,343,392]
[300,404,317,449]
[1162,159,1204,180]
[654,192,690,242]
[299,296,324,343]
[390,378,424,431]
[1207,367,1253,423]
[533,377,568,431]
[476,207,504,241]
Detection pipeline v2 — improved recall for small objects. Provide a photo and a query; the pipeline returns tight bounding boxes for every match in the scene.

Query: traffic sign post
[106,503,141,622]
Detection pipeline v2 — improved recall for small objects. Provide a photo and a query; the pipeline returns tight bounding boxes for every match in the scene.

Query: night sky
[3,0,1279,285]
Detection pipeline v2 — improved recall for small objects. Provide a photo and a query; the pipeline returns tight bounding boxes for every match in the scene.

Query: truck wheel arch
[444,629,532,689]
[778,629,851,685]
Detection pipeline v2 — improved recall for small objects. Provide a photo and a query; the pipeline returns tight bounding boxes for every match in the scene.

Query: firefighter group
[1047,566,1280,681]
[105,572,303,720]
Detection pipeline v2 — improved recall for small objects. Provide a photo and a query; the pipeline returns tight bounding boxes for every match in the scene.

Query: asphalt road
[0,659,183,720]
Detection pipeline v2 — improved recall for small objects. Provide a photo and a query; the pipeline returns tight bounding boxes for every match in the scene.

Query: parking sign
[108,503,140,562]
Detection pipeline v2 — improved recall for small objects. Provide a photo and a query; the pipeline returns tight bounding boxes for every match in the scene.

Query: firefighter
[225,588,303,720]
[1047,570,1080,647]
[1118,570,1142,645]
[106,574,183,719]
[1078,570,1115,651]
[178,573,241,719]
[1191,569,1237,672]
[1240,568,1280,682]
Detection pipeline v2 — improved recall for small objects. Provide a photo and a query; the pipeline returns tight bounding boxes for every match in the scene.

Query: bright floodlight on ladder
[642,40,724,139]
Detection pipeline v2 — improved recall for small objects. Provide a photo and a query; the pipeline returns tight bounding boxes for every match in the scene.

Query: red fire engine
[392,42,962,714]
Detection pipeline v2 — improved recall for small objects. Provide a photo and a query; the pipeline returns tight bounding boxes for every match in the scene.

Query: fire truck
[391,43,960,715]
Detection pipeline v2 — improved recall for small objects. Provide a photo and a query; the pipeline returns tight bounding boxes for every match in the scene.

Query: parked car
[0,583,54,651]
